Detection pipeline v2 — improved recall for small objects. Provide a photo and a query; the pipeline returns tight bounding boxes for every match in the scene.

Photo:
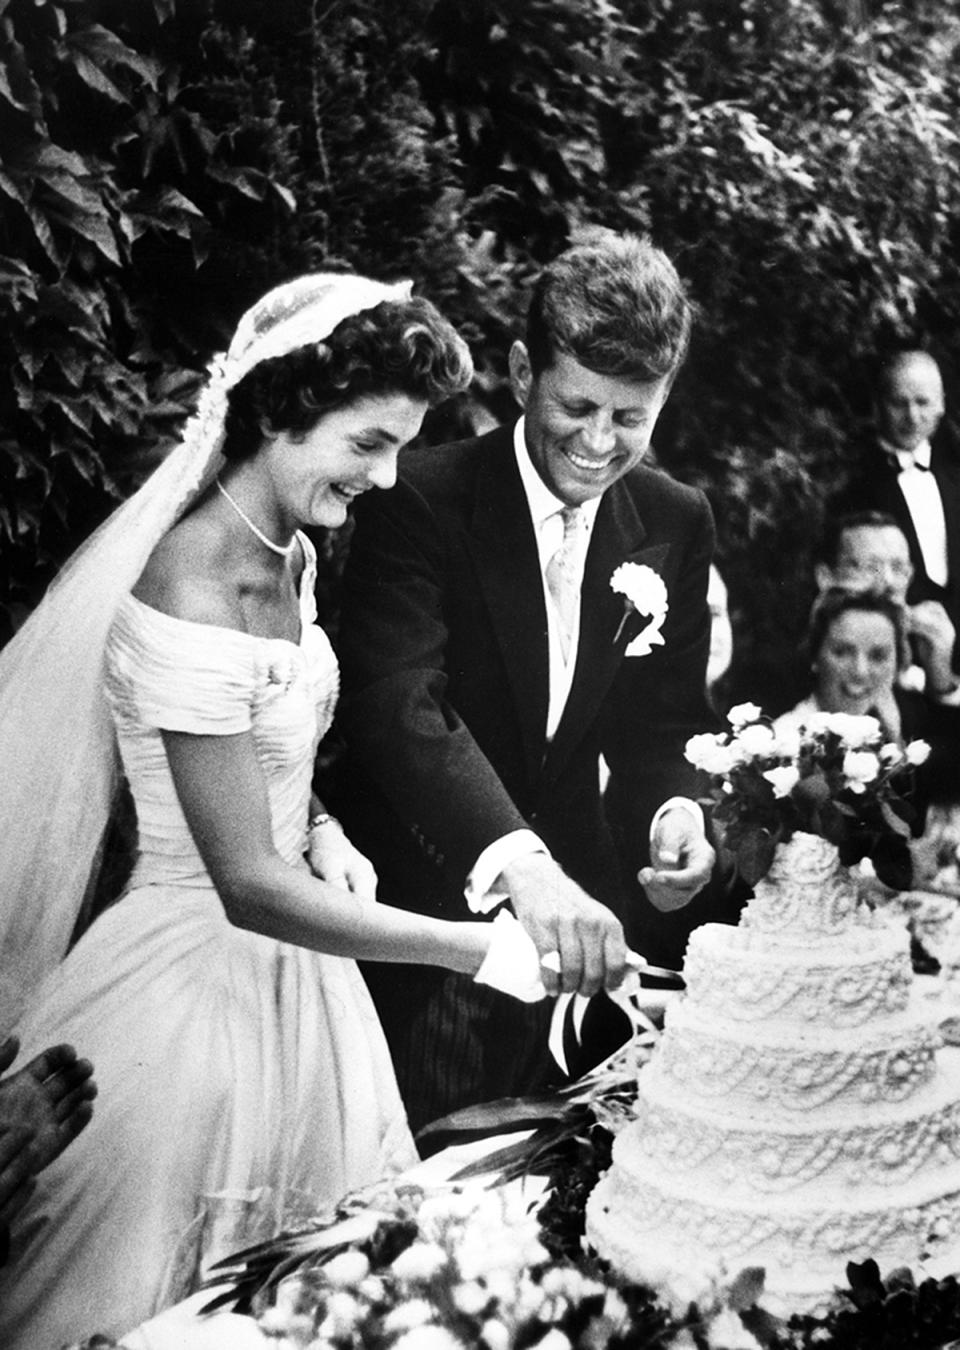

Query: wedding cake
[585,831,960,1314]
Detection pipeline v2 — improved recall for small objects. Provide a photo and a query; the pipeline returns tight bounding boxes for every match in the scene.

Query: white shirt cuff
[650,796,705,843]
[465,829,551,914]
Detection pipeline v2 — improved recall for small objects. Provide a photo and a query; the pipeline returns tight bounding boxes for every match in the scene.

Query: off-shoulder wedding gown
[0,537,416,1348]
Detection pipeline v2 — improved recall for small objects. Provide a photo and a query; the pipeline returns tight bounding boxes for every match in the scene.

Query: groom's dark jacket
[331,425,719,965]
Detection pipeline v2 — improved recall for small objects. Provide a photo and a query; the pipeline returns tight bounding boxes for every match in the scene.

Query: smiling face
[509,343,672,507]
[816,609,899,715]
[265,391,427,530]
[829,523,914,605]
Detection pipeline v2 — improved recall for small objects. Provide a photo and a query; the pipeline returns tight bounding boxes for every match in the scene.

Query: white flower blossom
[771,725,802,760]
[382,1298,438,1336]
[610,562,669,658]
[610,562,668,615]
[762,765,800,798]
[879,742,903,765]
[843,749,881,790]
[685,732,725,769]
[318,1291,362,1340]
[826,712,881,747]
[705,1307,763,1349]
[392,1325,467,1350]
[392,1241,448,1283]
[728,702,763,730]
[324,1249,370,1288]
[480,1319,511,1350]
[736,723,777,757]
[905,739,932,766]
[530,1331,572,1350]
[451,1280,489,1316]
[685,734,739,776]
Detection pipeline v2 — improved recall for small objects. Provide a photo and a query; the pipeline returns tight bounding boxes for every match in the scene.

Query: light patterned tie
[545,506,584,661]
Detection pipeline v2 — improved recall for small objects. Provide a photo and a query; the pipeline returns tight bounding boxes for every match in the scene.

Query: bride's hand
[307,817,378,902]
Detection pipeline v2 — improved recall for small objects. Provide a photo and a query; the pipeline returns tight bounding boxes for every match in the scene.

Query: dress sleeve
[106,597,259,735]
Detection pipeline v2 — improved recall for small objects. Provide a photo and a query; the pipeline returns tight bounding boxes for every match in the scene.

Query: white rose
[736,723,777,757]
[771,726,801,760]
[762,765,800,798]
[728,702,763,730]
[685,732,726,770]
[905,739,932,766]
[843,748,881,790]
[827,712,881,747]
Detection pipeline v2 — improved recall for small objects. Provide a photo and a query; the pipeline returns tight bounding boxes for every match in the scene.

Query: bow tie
[885,443,932,473]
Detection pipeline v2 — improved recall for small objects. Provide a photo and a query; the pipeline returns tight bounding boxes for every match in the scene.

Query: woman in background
[777,585,960,806]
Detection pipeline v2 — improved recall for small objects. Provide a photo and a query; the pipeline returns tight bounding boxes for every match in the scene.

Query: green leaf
[871,836,913,893]
[728,1265,766,1311]
[736,827,777,887]
[880,799,912,839]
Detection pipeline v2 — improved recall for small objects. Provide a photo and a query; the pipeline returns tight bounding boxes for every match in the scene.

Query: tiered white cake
[585,831,960,1314]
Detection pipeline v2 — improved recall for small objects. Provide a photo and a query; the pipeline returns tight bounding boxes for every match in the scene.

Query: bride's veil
[0,273,411,1035]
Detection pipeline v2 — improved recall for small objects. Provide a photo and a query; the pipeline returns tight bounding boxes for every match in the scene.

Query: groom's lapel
[466,436,550,783]
[541,479,669,789]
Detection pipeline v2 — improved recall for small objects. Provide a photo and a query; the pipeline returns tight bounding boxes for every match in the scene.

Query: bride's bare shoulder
[131,509,240,629]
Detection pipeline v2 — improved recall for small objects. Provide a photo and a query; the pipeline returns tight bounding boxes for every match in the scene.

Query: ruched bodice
[105,541,338,890]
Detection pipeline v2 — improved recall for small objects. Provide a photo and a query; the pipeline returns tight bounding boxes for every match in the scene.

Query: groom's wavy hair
[525,232,694,384]
[222,295,473,461]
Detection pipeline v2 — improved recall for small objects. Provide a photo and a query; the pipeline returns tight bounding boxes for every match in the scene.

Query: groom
[333,233,717,1131]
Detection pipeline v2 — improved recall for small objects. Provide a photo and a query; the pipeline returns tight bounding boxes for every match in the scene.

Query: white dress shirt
[464,419,702,913]
[884,437,950,589]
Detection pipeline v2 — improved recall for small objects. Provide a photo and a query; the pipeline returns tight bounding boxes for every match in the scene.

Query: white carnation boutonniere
[610,562,669,657]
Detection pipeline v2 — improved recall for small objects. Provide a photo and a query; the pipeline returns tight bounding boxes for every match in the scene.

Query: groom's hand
[497,853,628,998]
[639,807,715,912]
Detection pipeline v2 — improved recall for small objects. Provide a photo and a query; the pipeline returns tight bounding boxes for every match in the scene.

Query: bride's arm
[162,727,489,973]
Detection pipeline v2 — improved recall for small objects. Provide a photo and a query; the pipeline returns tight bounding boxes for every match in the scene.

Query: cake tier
[738,831,873,945]
[682,918,912,1028]
[585,1160,960,1316]
[654,996,939,1113]
[623,1065,960,1197]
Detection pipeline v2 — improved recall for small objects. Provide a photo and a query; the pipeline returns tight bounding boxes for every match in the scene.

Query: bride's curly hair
[222,295,473,461]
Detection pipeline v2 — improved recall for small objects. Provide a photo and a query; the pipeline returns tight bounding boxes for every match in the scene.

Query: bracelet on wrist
[308,812,341,833]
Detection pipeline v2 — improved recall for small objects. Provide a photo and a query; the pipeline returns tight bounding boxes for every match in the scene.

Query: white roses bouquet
[685,704,931,888]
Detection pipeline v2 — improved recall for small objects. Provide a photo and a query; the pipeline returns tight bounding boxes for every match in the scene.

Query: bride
[0,274,542,1347]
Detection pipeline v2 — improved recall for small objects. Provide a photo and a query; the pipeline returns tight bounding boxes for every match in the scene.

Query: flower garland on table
[685,704,931,889]
[66,1059,960,1350]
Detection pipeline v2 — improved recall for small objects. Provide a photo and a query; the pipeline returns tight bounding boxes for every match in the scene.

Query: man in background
[836,349,960,650]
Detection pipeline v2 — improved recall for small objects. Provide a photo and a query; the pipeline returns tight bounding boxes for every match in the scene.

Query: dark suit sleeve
[335,476,531,888]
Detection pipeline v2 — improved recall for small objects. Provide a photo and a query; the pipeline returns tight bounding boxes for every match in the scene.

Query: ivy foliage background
[2,0,960,710]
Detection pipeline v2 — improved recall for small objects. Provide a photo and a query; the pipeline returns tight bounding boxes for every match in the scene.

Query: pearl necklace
[216,479,298,558]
